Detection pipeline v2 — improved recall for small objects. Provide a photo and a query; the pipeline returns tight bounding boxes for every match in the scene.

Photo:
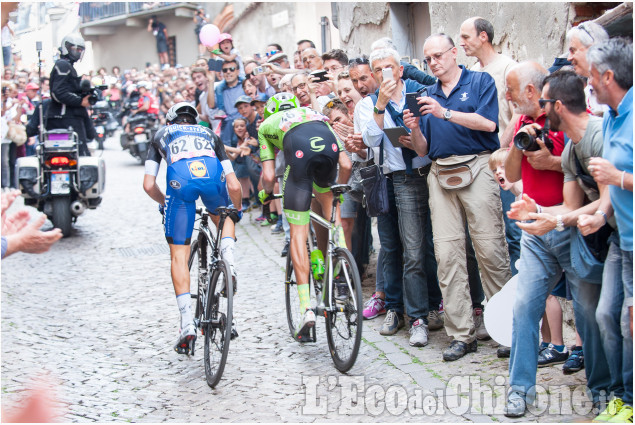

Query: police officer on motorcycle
[46,32,95,156]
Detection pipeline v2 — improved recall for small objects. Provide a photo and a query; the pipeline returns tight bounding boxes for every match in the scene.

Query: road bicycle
[275,184,363,373]
[187,206,236,388]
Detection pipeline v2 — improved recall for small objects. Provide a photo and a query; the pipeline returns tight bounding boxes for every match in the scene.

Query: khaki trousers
[428,154,511,343]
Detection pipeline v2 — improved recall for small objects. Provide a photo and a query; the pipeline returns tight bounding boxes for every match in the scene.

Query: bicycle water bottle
[310,249,325,281]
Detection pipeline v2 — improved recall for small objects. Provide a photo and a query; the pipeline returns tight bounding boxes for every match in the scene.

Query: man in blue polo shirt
[404,33,511,361]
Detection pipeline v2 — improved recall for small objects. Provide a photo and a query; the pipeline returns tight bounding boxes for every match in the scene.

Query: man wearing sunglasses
[504,69,613,418]
[212,59,246,146]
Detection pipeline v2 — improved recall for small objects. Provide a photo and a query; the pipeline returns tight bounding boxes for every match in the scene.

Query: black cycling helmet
[166,102,199,124]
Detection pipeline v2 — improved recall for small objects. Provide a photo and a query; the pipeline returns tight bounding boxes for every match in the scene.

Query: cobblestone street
[2,135,591,422]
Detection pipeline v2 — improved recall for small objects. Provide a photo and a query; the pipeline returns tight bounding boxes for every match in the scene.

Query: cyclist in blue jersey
[143,102,242,354]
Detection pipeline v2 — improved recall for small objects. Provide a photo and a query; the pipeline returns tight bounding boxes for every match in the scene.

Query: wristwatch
[443,108,452,121]
[374,106,385,115]
[555,215,565,232]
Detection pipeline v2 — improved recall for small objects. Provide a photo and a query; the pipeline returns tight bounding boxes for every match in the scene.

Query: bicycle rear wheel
[325,247,363,372]
[188,237,209,333]
[204,258,233,388]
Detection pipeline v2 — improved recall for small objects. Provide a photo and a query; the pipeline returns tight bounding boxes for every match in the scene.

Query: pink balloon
[199,24,220,47]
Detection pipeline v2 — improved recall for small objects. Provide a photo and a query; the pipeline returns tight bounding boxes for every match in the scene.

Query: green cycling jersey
[258,107,342,161]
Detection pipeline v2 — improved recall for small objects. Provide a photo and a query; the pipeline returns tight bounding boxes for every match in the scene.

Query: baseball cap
[25,82,39,90]
[548,57,572,74]
[250,93,269,105]
[267,52,288,64]
[234,95,253,107]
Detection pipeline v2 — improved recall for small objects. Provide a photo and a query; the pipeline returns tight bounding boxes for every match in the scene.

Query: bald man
[460,16,521,288]
[301,47,323,71]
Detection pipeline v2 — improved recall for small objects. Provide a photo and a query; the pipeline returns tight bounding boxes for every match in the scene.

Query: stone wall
[429,2,574,69]
[337,2,578,69]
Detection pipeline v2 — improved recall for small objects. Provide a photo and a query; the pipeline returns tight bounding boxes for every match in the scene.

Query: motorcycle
[119,111,158,164]
[91,100,118,150]
[16,128,106,237]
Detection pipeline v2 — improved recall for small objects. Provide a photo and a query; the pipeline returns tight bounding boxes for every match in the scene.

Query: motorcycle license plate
[134,134,147,143]
[95,125,105,134]
[51,173,70,195]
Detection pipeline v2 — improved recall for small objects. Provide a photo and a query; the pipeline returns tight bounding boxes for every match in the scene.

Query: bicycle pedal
[230,327,239,340]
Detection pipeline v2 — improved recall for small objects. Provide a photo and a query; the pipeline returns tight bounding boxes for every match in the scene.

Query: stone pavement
[2,135,592,422]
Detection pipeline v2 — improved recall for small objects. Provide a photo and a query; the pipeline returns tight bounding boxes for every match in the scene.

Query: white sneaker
[174,322,196,354]
[295,309,316,338]
[409,318,429,347]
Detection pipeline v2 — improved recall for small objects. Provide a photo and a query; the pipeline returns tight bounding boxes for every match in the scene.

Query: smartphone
[405,87,427,117]
[254,53,261,60]
[382,67,393,82]
[253,66,265,76]
[310,70,329,82]
[36,41,42,52]
[208,59,223,72]
[383,127,409,148]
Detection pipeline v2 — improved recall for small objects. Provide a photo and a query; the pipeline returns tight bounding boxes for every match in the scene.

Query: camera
[80,79,108,106]
[513,120,554,152]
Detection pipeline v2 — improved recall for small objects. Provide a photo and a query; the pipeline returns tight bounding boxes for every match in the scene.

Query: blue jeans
[597,237,633,405]
[500,187,521,275]
[376,177,404,315]
[393,171,433,325]
[376,248,385,293]
[510,230,610,402]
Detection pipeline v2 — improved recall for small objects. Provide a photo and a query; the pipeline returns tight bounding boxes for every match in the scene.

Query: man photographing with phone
[403,33,511,361]
[355,47,436,347]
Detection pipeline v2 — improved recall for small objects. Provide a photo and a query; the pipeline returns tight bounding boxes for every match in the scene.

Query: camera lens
[513,132,536,151]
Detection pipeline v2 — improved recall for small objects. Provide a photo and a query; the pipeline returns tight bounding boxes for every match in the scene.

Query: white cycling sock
[176,293,193,329]
[220,237,236,271]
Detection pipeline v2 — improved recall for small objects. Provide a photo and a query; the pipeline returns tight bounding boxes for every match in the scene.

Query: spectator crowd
[1,13,632,422]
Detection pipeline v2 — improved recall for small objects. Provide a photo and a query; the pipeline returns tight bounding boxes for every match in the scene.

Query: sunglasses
[222,67,237,72]
[348,56,369,66]
[538,98,557,108]
[337,71,350,79]
[577,23,594,42]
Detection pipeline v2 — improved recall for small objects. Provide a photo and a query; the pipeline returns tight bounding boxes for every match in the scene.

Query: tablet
[383,127,409,148]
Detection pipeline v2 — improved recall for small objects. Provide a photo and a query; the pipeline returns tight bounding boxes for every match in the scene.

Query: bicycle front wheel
[204,258,233,388]
[325,247,363,372]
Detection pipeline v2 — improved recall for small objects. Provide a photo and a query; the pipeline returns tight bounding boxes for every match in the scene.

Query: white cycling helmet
[166,102,199,124]
[60,33,86,62]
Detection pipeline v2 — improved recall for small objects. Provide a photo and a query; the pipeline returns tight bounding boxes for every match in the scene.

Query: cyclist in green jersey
[258,93,351,337]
